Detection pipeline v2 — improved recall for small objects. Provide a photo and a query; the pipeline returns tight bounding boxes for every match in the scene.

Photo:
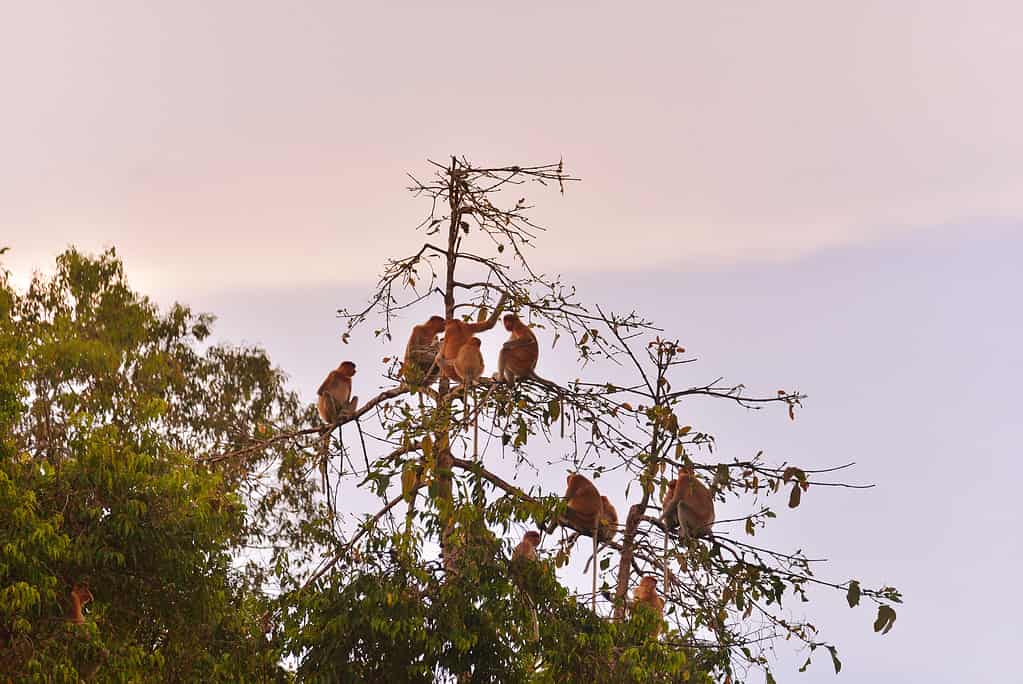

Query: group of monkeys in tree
[314,305,717,632]
[58,307,714,633]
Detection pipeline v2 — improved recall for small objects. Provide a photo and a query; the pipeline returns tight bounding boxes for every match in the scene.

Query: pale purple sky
[4,2,1021,680]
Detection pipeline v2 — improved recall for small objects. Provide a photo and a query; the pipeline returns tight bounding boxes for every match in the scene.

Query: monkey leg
[678,512,693,546]
[496,348,508,382]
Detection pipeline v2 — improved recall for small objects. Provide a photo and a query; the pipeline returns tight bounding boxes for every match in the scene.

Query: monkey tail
[663,517,669,584]
[465,381,497,459]
[526,593,540,642]
[592,518,599,612]
[472,383,479,461]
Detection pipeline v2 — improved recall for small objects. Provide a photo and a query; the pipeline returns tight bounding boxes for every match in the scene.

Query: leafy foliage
[0,249,292,681]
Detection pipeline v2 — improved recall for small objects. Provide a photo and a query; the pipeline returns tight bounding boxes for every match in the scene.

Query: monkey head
[503,313,520,331]
[523,530,541,546]
[676,468,700,485]
[640,575,657,590]
[426,315,446,333]
[338,361,357,377]
[71,583,93,605]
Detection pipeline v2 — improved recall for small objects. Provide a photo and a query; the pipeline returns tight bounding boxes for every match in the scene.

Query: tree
[221,158,901,682]
[1,156,901,682]
[0,248,300,681]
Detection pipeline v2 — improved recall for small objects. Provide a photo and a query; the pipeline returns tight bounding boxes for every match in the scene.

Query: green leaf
[873,604,897,634]
[788,482,801,508]
[401,465,418,500]
[827,645,842,673]
[846,580,861,608]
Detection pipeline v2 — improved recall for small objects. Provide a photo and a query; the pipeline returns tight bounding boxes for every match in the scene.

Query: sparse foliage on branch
[251,157,900,681]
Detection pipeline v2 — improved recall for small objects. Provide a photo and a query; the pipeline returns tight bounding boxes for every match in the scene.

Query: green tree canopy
[0,248,300,681]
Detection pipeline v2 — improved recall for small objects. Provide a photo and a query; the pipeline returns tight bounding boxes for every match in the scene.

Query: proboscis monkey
[317,361,358,423]
[631,575,665,636]
[661,468,715,540]
[495,313,538,385]
[548,473,607,610]
[316,361,358,513]
[435,295,507,381]
[69,583,94,624]
[402,315,446,387]
[557,473,602,534]
[511,529,543,640]
[511,530,542,564]
[597,495,618,543]
[453,337,484,459]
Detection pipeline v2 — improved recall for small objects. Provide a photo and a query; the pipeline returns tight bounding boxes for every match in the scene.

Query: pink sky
[4,1,1022,291]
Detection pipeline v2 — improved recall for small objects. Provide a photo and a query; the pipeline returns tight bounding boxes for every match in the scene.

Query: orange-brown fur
[662,469,715,538]
[403,316,446,385]
[317,361,358,423]
[632,575,665,633]
[496,314,538,384]
[560,473,603,534]
[69,583,94,624]
[512,530,542,563]
[597,495,618,543]
[454,337,485,458]
[436,299,505,381]
[453,338,484,387]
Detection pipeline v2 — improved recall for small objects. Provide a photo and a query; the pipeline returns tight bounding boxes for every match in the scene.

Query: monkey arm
[464,293,508,333]
[660,494,681,529]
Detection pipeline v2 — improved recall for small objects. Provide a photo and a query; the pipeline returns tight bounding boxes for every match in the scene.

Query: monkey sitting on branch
[510,530,544,640]
[511,530,542,565]
[494,313,539,385]
[316,361,359,424]
[547,473,619,610]
[68,582,94,625]
[315,360,359,513]
[631,575,665,636]
[660,467,715,541]
[402,315,446,388]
